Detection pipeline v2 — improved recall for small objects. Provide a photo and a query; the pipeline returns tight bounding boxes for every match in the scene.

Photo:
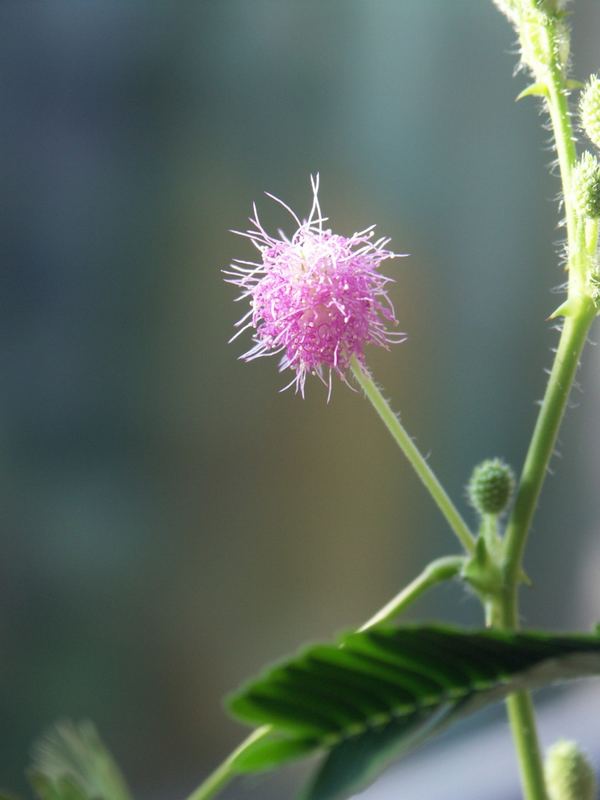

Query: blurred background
[3,1,600,798]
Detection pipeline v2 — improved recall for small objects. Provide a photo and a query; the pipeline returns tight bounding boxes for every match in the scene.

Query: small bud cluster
[545,740,597,800]
[467,459,515,517]
[572,152,600,219]
[580,75,600,150]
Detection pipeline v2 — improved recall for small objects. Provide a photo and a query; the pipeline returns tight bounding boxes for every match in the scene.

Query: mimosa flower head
[226,176,406,397]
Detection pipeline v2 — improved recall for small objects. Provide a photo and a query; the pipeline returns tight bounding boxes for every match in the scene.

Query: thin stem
[186,727,272,800]
[359,555,464,631]
[545,64,577,257]
[482,514,499,549]
[502,300,596,615]
[482,593,548,799]
[491,304,594,800]
[491,13,597,800]
[350,357,475,555]
[505,693,549,800]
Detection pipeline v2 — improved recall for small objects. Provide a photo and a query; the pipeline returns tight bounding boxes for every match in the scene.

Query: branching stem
[193,9,600,800]
[359,555,464,631]
[489,10,597,800]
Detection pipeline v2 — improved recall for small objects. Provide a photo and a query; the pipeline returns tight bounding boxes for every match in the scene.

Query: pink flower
[226,176,405,397]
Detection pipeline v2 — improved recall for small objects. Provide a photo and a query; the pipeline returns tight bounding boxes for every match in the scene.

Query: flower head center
[300,303,335,336]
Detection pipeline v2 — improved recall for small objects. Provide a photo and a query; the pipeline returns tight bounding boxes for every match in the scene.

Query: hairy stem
[545,51,577,255]
[187,357,470,800]
[492,298,594,796]
[502,301,595,613]
[350,357,475,554]
[492,10,597,800]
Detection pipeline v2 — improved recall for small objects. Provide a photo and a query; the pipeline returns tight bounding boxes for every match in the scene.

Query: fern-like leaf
[227,624,600,799]
[28,721,132,800]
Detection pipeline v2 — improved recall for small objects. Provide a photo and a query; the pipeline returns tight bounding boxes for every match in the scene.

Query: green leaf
[516,82,549,101]
[231,735,319,772]
[28,721,132,800]
[227,625,600,799]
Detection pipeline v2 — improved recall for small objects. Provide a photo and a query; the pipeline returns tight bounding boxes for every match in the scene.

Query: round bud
[572,152,600,218]
[545,740,597,800]
[580,75,600,149]
[467,459,515,516]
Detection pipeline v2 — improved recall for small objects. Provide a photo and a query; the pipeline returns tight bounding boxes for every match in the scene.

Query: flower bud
[572,152,600,218]
[545,740,597,800]
[467,459,515,516]
[580,75,600,149]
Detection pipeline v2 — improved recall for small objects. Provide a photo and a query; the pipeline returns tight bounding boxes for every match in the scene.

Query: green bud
[545,740,597,800]
[580,75,600,149]
[572,152,600,218]
[467,459,515,516]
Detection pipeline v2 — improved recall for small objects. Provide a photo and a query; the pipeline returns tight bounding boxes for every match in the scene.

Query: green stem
[505,693,549,800]
[350,357,475,555]
[546,66,577,258]
[482,590,549,800]
[186,727,272,800]
[359,555,464,631]
[502,300,596,612]
[488,304,595,800]
[490,13,597,800]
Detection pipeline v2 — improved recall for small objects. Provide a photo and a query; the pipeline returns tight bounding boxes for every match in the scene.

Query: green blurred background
[3,1,600,798]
